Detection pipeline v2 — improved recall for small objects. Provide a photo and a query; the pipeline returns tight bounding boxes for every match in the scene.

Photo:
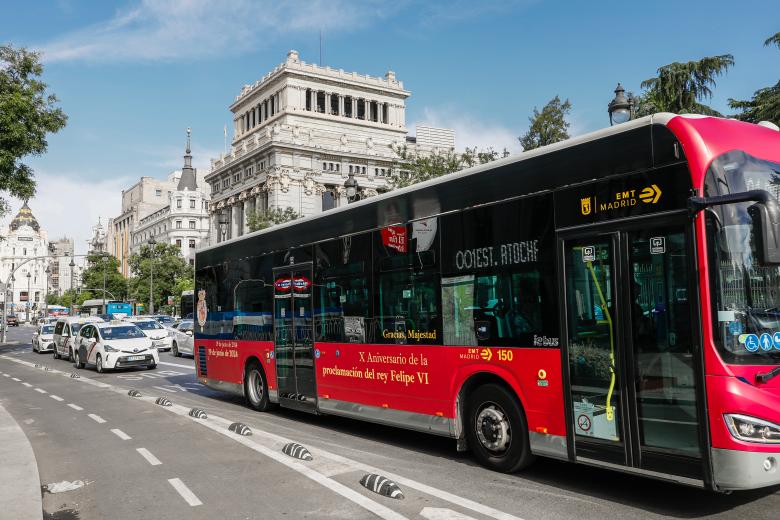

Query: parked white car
[171,319,194,357]
[126,318,173,351]
[53,316,104,361]
[75,321,158,372]
[32,324,56,353]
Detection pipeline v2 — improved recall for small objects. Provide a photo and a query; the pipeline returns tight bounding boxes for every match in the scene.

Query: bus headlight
[725,414,780,443]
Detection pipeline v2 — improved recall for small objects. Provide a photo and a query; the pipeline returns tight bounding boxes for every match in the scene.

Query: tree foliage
[127,243,192,312]
[246,207,301,232]
[0,45,67,216]
[634,54,735,116]
[79,253,127,301]
[388,144,503,188]
[518,96,572,151]
[729,33,780,124]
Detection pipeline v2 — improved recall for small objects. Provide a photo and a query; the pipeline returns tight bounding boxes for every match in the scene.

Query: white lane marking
[12,377,20,381]
[34,387,47,394]
[22,382,32,387]
[43,480,90,493]
[2,373,9,377]
[168,478,202,507]
[111,428,131,440]
[158,361,194,370]
[136,447,162,466]
[50,395,64,401]
[67,403,83,411]
[420,508,479,520]
[87,413,106,424]
[0,354,522,520]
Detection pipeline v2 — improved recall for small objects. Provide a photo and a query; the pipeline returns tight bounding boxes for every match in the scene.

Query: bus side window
[234,279,273,341]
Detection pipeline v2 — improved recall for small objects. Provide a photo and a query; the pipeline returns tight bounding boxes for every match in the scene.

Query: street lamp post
[101,254,108,314]
[69,256,75,316]
[26,272,31,323]
[344,172,360,203]
[148,237,156,314]
[608,83,635,126]
[44,266,50,319]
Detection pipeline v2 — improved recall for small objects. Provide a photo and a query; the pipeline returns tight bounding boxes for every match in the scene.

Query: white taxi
[74,321,158,372]
[32,324,56,353]
[126,318,173,351]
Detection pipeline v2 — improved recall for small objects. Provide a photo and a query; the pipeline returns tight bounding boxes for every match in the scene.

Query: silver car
[171,319,194,357]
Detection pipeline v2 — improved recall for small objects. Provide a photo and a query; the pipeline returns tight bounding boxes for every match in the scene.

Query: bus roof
[196,112,702,267]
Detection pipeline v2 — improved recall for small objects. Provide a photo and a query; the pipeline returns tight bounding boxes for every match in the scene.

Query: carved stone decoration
[361,188,379,198]
[340,134,348,145]
[366,137,374,149]
[292,126,300,138]
[267,168,292,193]
[265,128,272,138]
[273,123,281,135]
[302,175,316,196]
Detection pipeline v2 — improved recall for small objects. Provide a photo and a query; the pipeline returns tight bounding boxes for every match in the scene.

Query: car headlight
[103,344,119,352]
[724,414,780,443]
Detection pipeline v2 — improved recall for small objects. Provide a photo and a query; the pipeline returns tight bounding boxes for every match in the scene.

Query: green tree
[127,243,192,313]
[246,207,301,232]
[729,33,780,123]
[388,144,501,188]
[634,54,735,116]
[79,253,127,301]
[0,45,67,216]
[518,96,572,151]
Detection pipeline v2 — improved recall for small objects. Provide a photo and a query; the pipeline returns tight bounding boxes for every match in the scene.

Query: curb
[0,401,42,519]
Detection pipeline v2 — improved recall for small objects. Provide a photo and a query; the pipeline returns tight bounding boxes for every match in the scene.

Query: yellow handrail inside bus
[585,259,616,422]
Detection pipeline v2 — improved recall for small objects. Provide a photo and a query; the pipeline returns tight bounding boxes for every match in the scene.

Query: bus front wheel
[244,361,273,412]
[466,383,535,473]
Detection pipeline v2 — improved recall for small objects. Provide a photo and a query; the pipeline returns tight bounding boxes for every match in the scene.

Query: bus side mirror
[749,200,780,264]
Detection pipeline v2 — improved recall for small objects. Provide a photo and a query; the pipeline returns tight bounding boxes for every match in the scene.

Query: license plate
[153,341,164,347]
[127,355,145,361]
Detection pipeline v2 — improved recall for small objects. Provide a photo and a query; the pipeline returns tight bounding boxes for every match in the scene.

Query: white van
[53,316,104,362]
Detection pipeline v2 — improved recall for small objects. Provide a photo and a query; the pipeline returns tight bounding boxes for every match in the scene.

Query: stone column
[338,95,344,116]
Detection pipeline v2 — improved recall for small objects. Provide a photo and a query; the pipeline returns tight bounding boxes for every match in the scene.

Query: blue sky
[1,0,778,252]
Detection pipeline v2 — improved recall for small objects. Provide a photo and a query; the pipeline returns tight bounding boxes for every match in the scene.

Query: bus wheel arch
[456,372,535,473]
[243,357,276,412]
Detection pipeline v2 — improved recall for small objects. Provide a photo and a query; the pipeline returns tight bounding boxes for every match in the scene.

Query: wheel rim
[248,369,264,404]
[74,352,79,365]
[475,402,512,454]
[97,357,102,371]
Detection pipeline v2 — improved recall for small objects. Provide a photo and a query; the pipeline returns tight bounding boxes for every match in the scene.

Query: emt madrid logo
[579,184,662,216]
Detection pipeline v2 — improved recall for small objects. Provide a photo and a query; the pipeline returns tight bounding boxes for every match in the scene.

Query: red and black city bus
[195,113,780,491]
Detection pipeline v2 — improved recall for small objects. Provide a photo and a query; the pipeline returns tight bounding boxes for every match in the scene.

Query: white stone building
[48,237,79,296]
[108,131,211,274]
[206,50,454,243]
[0,203,49,319]
[129,130,210,265]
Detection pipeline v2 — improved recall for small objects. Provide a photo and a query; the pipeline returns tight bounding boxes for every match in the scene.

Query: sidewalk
[0,400,42,519]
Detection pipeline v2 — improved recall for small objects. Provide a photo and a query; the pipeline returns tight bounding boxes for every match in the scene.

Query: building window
[345,96,353,118]
[316,91,325,113]
[323,162,327,171]
[362,166,366,174]
[322,189,337,211]
[176,198,182,208]
[189,199,196,209]
[336,164,340,172]
[176,221,182,229]
[155,189,162,196]
[204,201,209,210]
[189,259,195,266]
[375,168,379,175]
[176,239,182,247]
[329,163,334,171]
[189,220,196,229]
[234,173,240,183]
[305,88,312,111]
[245,166,253,177]
[223,179,229,188]
[349,165,353,174]
[189,239,196,248]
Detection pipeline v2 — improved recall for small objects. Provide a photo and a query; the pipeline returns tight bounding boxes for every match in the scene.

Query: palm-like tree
[729,32,780,123]
[635,54,734,116]
[765,32,780,50]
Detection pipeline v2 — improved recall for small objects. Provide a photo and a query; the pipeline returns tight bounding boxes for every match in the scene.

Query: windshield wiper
[756,366,780,384]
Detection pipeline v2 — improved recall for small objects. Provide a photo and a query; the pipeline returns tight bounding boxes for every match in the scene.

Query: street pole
[44,266,50,319]
[147,237,156,314]
[102,255,107,314]
[69,257,75,316]
[26,272,31,323]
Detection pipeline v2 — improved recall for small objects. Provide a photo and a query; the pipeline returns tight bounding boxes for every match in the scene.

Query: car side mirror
[185,330,193,336]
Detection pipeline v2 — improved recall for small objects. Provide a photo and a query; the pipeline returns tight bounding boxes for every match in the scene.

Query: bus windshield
[705,150,780,364]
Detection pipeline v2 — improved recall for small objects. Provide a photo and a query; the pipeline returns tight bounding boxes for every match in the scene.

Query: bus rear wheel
[466,383,535,473]
[244,361,273,412]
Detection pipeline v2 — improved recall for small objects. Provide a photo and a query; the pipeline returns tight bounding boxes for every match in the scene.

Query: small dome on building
[9,201,40,232]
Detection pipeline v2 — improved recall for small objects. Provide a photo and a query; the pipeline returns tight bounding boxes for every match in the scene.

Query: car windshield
[134,320,163,330]
[41,325,54,334]
[705,150,780,364]
[155,316,174,324]
[72,323,85,333]
[100,326,146,340]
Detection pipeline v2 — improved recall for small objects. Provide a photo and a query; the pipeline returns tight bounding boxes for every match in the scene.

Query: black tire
[172,342,180,357]
[466,383,535,473]
[96,354,104,373]
[147,364,157,370]
[74,350,85,369]
[53,348,60,360]
[244,361,274,412]
[68,348,74,363]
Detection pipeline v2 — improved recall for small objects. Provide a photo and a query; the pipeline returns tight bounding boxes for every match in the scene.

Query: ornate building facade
[129,129,210,265]
[206,50,454,244]
[0,203,49,318]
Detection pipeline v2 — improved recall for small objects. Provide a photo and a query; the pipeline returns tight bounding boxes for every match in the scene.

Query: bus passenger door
[561,221,703,484]
[273,265,317,412]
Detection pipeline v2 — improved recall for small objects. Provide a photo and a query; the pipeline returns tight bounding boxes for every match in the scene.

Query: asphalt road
[2,325,780,520]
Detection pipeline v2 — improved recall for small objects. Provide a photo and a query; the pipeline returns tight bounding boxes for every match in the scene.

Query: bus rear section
[194,114,780,491]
